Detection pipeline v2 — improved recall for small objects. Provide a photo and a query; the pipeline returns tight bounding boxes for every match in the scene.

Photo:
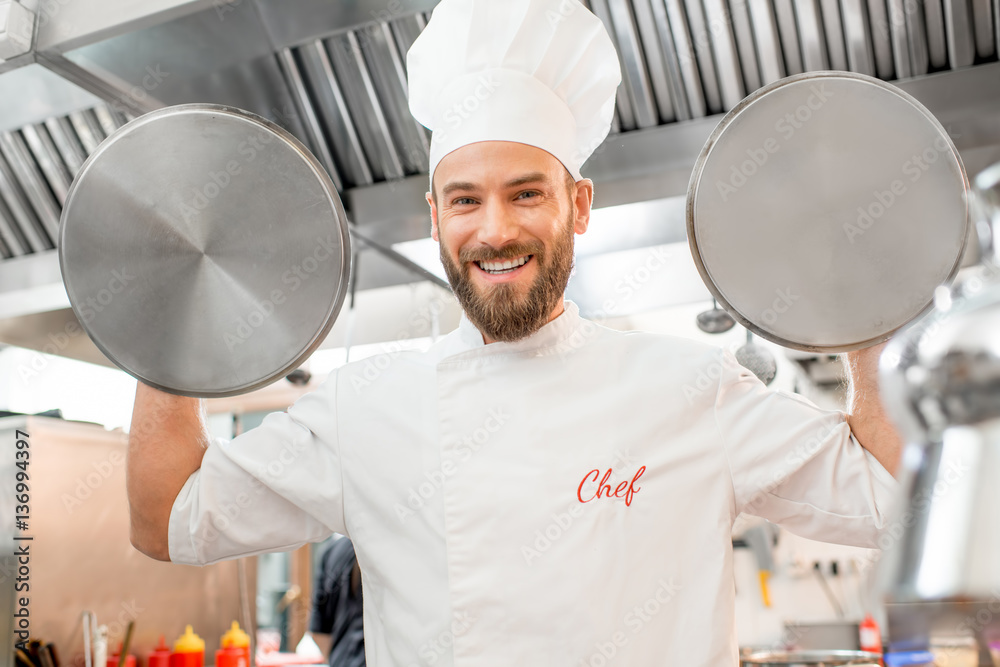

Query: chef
[126,0,902,665]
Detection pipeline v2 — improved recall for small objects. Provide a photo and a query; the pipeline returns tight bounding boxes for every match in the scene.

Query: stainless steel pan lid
[687,71,969,352]
[59,104,352,397]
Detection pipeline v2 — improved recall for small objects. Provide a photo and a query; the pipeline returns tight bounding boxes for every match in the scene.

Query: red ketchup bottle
[148,636,171,667]
[106,643,136,667]
[215,622,251,667]
[859,613,883,654]
[169,626,204,667]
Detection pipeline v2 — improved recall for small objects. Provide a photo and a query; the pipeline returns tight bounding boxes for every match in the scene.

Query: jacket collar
[441,300,584,361]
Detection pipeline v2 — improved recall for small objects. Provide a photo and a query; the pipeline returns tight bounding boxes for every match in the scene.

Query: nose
[476,197,520,249]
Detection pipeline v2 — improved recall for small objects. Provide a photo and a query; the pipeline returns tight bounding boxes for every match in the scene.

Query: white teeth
[477,256,530,273]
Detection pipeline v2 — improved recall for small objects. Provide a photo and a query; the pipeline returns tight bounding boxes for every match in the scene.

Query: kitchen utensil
[117,621,134,667]
[813,561,845,618]
[687,71,968,353]
[877,163,1000,617]
[696,297,736,333]
[736,329,777,385]
[59,104,352,397]
[741,650,880,666]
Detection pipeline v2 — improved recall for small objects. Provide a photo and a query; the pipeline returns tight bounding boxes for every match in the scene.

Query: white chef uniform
[170,302,897,666]
[170,1,897,664]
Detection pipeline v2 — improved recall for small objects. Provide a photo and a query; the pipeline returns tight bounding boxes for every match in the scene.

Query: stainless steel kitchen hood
[0,0,999,366]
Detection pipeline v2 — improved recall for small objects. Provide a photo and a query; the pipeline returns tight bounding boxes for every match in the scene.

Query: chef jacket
[170,301,897,666]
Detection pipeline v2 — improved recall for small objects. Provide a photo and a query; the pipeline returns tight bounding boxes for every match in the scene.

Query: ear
[572,178,594,235]
[426,191,439,241]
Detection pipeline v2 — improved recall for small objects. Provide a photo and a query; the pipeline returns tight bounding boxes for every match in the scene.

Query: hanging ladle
[736,329,777,386]
[696,298,736,334]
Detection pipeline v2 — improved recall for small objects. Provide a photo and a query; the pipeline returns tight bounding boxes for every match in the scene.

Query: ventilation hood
[0,0,999,366]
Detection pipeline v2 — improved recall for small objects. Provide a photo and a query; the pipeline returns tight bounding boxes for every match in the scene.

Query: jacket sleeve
[713,349,898,548]
[168,372,346,565]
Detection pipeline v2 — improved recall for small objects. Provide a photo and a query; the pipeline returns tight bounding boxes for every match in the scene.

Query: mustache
[458,240,545,264]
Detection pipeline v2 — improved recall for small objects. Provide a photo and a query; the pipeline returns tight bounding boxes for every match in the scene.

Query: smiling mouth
[475,255,533,275]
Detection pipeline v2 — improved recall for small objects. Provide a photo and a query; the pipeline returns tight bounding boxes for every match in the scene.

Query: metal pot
[741,650,881,667]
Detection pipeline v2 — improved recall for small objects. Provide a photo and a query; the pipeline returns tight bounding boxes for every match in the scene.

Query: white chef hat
[406,0,622,189]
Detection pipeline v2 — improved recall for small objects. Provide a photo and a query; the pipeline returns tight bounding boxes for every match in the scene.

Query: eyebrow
[440,172,551,198]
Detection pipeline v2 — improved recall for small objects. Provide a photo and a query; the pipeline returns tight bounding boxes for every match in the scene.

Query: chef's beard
[440,214,575,343]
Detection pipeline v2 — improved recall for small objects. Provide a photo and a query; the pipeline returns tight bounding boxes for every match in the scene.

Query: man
[126,0,901,664]
[309,537,365,667]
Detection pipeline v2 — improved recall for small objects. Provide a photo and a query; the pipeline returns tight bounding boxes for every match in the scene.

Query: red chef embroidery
[577,466,646,506]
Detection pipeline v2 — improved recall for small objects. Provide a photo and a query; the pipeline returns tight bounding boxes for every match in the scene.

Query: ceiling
[0,0,999,365]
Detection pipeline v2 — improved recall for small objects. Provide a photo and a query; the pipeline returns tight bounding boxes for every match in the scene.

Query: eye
[451,197,477,206]
[516,190,541,200]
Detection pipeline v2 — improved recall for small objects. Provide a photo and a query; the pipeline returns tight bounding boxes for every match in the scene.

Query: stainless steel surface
[796,0,830,72]
[869,0,897,79]
[0,148,51,252]
[36,51,165,116]
[943,0,975,68]
[688,72,969,352]
[59,104,352,397]
[704,0,745,109]
[361,20,429,174]
[0,63,101,133]
[892,0,916,79]
[295,40,374,189]
[68,108,106,154]
[276,48,343,191]
[682,0,724,113]
[749,0,786,84]
[630,0,677,123]
[44,116,88,174]
[728,0,762,93]
[741,651,880,666]
[904,0,930,77]
[664,0,709,117]
[971,0,994,58]
[0,130,60,241]
[819,0,849,71]
[924,0,949,68]
[842,0,876,75]
[21,124,73,205]
[773,0,803,75]
[589,0,638,130]
[325,31,405,181]
[251,0,440,52]
[647,0,693,120]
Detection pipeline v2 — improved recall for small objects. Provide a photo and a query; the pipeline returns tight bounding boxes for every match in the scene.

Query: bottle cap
[173,626,205,653]
[152,636,170,653]
[220,622,250,649]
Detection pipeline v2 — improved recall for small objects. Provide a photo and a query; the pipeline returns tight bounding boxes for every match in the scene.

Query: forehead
[434,141,566,191]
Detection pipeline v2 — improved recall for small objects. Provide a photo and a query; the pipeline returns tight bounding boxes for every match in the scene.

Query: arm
[127,382,211,561]
[844,343,903,477]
